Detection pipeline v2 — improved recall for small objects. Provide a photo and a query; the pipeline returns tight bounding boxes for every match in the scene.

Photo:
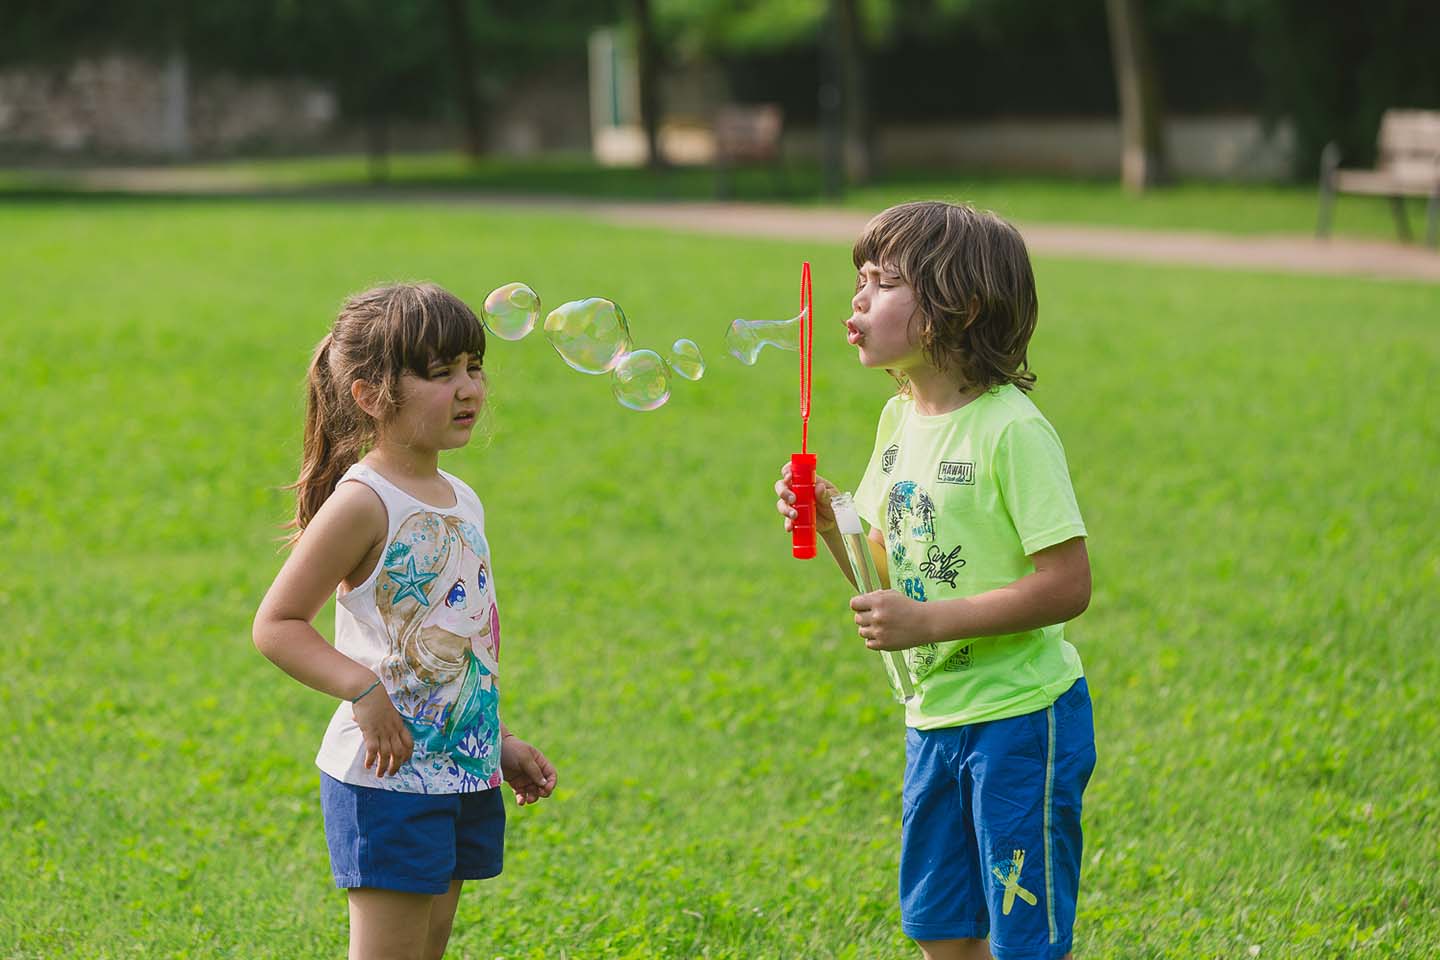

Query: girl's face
[384,352,486,452]
[847,261,926,372]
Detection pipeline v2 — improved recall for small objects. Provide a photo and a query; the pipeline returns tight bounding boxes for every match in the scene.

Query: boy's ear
[351,378,384,419]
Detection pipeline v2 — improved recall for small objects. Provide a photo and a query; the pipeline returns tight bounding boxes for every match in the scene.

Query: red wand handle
[791,262,816,559]
[791,452,817,559]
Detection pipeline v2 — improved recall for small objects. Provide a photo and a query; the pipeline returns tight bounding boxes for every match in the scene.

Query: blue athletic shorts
[900,677,1096,959]
[319,773,506,894]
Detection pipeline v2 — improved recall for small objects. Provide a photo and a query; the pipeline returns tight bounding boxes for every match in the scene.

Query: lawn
[2,198,1437,958]
[4,151,1437,242]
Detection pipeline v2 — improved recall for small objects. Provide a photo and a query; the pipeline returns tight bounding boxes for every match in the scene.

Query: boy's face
[847,261,925,372]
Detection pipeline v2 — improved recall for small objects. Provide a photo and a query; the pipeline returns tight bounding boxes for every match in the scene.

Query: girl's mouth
[845,320,864,346]
[453,411,476,426]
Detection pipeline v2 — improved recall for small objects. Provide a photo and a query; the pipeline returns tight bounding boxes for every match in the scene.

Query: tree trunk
[442,0,485,159]
[1105,0,1167,191]
[818,0,844,196]
[834,0,874,185]
[630,0,665,170]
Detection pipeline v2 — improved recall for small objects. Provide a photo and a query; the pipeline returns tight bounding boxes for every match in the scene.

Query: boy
[775,201,1096,960]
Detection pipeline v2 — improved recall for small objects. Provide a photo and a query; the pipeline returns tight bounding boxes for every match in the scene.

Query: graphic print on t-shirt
[375,511,502,791]
[884,479,973,674]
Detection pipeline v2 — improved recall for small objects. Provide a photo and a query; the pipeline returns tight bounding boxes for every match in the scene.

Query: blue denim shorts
[319,773,506,894]
[900,678,1096,959]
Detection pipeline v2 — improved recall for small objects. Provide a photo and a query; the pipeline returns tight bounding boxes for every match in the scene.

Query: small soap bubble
[611,349,671,411]
[666,338,706,381]
[545,298,633,374]
[724,313,801,365]
[480,282,541,341]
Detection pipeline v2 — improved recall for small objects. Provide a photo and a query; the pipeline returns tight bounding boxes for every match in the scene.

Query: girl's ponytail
[287,334,364,543]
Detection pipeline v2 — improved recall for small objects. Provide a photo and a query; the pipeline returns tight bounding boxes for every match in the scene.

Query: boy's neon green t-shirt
[853,385,1087,730]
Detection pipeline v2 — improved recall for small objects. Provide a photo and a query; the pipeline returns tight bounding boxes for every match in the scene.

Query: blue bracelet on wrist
[351,678,382,703]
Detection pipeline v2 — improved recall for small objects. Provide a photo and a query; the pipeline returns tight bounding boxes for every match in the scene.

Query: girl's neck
[906,365,986,416]
[364,440,440,483]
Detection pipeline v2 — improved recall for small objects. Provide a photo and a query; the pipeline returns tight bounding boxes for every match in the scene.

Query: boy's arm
[850,536,1090,651]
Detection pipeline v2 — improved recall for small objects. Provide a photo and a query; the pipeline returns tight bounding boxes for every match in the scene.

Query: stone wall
[0,53,336,157]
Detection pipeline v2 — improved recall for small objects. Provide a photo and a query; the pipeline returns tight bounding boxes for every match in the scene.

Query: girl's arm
[850,536,1090,651]
[253,482,414,777]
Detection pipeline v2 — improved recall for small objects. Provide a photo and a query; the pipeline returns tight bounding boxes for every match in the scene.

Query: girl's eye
[445,579,467,607]
[430,368,449,379]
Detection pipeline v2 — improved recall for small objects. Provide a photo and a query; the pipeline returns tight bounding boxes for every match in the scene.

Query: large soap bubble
[545,298,633,374]
[611,349,671,411]
[725,314,801,365]
[666,338,706,381]
[481,282,541,341]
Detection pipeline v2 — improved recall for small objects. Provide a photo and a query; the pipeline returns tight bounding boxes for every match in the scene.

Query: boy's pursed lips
[845,317,864,345]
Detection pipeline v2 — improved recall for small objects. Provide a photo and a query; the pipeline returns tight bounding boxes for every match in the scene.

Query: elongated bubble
[725,313,801,365]
[545,298,633,374]
[481,282,541,341]
[611,349,671,411]
[666,338,705,381]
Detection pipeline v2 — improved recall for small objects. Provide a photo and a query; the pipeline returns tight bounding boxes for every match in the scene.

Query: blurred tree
[442,0,486,159]
[1201,0,1440,176]
[630,0,666,169]
[1106,0,1168,190]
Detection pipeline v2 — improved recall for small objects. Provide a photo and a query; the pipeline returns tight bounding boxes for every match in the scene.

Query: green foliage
[1,198,1437,957]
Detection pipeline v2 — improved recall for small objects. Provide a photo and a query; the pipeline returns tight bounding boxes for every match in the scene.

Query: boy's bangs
[851,206,929,279]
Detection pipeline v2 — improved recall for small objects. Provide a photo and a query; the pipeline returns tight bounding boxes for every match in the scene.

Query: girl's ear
[351,378,384,419]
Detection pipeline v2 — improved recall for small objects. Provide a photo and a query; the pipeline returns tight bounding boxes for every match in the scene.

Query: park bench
[1317,109,1440,247]
[713,103,785,199]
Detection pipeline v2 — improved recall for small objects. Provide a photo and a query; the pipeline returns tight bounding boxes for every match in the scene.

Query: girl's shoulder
[438,469,486,522]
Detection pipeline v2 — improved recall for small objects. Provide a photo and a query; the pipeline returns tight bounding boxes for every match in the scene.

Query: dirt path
[41,168,1440,283]
[577,200,1440,284]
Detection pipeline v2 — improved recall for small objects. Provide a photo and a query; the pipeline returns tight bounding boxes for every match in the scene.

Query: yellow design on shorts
[992,849,1038,915]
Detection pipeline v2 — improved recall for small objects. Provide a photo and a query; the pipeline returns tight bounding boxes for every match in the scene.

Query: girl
[254,282,557,960]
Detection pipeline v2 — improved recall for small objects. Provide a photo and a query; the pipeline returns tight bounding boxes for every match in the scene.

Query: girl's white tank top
[315,462,503,794]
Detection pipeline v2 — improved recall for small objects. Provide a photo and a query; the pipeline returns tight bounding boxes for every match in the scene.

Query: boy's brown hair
[853,200,1038,392]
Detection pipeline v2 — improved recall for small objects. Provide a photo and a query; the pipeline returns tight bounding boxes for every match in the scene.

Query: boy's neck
[907,365,986,416]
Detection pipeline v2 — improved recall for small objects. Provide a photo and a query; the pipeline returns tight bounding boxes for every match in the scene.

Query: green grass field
[4,150,1437,242]
[3,198,1437,958]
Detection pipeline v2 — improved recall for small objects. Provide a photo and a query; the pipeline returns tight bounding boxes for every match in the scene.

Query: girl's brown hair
[288,282,486,542]
[853,201,1038,392]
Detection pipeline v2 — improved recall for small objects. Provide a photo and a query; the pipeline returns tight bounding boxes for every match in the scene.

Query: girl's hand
[353,683,414,778]
[851,589,935,651]
[501,736,557,806]
[774,461,839,535]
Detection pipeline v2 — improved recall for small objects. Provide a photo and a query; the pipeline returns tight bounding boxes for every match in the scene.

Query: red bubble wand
[790,262,817,559]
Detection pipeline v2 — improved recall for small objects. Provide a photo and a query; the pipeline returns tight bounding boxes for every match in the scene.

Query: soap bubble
[666,338,706,381]
[481,282,541,341]
[725,313,801,365]
[611,349,671,411]
[545,298,633,374]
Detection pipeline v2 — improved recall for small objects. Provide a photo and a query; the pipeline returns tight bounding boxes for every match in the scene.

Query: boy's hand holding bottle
[774,460,839,535]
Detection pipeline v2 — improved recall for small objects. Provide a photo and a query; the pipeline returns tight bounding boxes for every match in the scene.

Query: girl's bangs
[396,290,487,375]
